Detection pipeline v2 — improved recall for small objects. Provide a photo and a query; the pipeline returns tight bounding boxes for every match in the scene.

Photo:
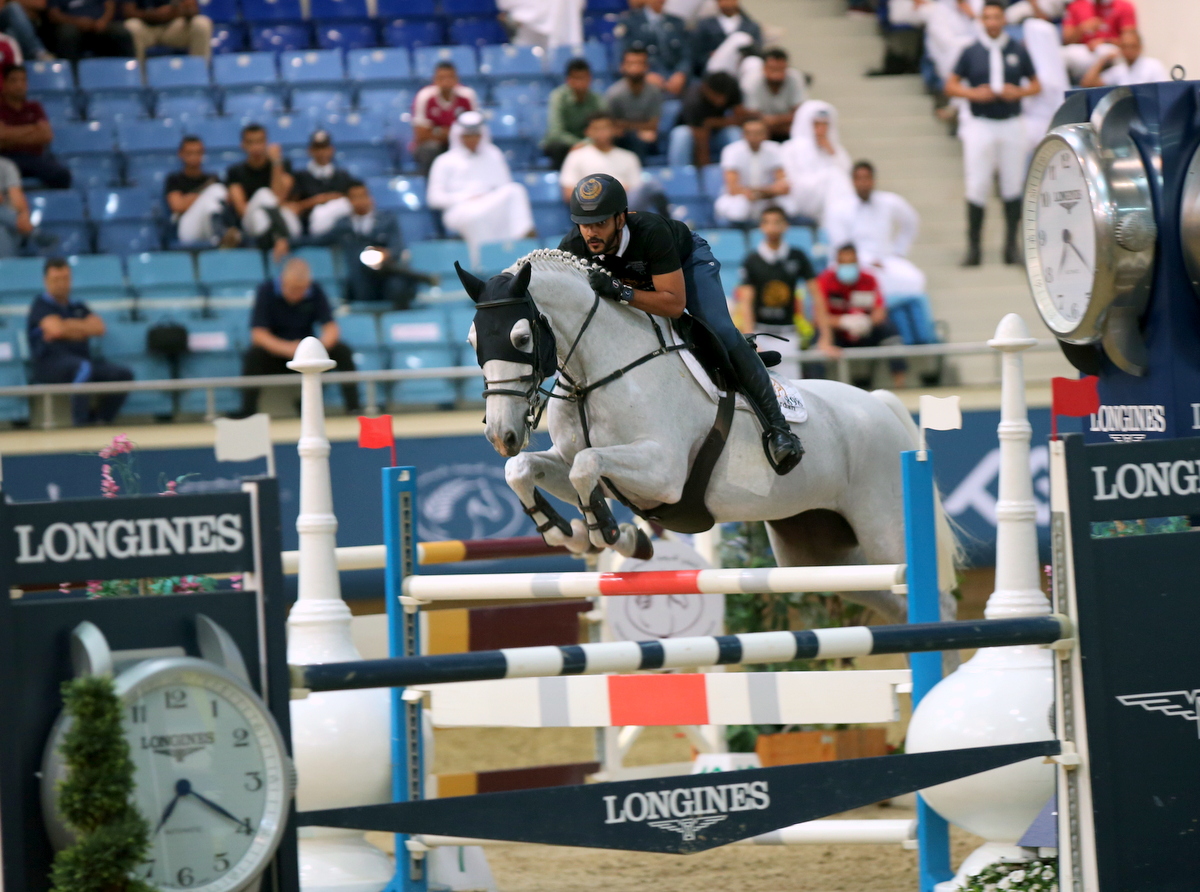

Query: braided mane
[503,248,603,282]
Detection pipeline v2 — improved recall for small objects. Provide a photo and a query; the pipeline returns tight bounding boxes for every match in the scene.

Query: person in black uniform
[559,174,804,474]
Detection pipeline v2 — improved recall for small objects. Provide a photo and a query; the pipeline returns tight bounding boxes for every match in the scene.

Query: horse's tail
[870,389,963,607]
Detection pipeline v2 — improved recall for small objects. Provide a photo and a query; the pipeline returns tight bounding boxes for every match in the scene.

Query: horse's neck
[538,283,669,384]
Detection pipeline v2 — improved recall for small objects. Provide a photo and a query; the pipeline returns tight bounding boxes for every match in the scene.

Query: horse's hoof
[632,528,654,561]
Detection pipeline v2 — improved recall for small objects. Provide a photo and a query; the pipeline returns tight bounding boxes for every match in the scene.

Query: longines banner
[0,492,255,584]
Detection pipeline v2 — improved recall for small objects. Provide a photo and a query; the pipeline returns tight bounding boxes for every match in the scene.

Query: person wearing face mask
[814,244,906,390]
[944,0,1040,266]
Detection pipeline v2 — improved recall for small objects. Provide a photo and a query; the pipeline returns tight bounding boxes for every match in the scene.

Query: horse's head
[456,260,556,457]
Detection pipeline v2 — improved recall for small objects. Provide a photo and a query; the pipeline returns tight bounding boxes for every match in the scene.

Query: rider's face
[578,213,623,254]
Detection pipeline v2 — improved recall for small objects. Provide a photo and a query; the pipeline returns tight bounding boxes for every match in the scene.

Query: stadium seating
[68,254,128,299]
[213,52,279,91]
[316,23,378,51]
[0,258,50,303]
[146,56,210,93]
[242,0,303,23]
[127,251,197,297]
[77,58,143,98]
[251,24,311,52]
[479,44,543,78]
[347,47,414,85]
[27,60,74,95]
[413,44,477,78]
[383,20,444,50]
[198,249,265,296]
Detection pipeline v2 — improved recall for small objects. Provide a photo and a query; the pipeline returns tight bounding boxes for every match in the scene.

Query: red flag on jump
[358,415,396,465]
[1050,376,1100,439]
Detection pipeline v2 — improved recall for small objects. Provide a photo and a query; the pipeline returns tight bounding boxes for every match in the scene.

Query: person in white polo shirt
[1080,30,1167,87]
[559,111,643,200]
[714,118,788,225]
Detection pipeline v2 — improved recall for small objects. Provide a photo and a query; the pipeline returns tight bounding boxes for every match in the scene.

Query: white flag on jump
[918,394,961,452]
[213,413,275,477]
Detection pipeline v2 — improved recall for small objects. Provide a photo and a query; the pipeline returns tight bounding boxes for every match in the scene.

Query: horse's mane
[503,248,601,284]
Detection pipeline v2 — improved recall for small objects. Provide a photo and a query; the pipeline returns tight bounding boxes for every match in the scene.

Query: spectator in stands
[1080,29,1165,86]
[1021,17,1069,152]
[309,180,432,309]
[735,206,823,380]
[543,57,604,170]
[28,257,132,426]
[560,112,643,201]
[618,0,691,97]
[166,135,236,247]
[889,0,975,88]
[237,257,359,417]
[0,2,49,63]
[714,119,788,226]
[497,0,583,49]
[0,29,21,68]
[1005,0,1066,24]
[1061,0,1136,81]
[814,244,906,390]
[606,46,664,162]
[121,0,210,64]
[225,123,298,258]
[945,1,1040,266]
[44,0,134,60]
[692,0,761,79]
[668,70,746,168]
[288,129,355,236]
[779,100,851,223]
[0,66,69,189]
[0,155,45,257]
[427,111,535,254]
[743,48,805,141]
[411,61,480,177]
[824,161,925,299]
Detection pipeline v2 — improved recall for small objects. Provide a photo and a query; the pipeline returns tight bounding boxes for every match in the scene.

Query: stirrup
[762,429,804,476]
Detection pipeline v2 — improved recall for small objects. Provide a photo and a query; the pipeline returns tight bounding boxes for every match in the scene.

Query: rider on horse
[559,173,805,474]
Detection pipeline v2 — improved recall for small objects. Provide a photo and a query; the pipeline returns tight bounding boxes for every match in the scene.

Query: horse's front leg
[505,449,592,554]
[568,440,684,557]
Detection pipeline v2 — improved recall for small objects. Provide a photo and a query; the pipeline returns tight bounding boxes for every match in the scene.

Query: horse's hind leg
[766,509,908,625]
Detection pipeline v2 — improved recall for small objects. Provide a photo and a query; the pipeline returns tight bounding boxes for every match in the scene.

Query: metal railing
[0,339,1063,430]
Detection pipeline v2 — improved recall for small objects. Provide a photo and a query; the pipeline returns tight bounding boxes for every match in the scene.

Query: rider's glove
[588,269,634,305]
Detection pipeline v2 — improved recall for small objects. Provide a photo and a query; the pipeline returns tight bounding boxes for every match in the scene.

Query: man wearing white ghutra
[945,1,1041,267]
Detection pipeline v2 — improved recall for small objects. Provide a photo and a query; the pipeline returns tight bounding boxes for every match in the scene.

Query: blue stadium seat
[368,175,426,211]
[336,312,381,364]
[643,165,702,201]
[381,309,448,368]
[127,251,197,296]
[0,257,46,300]
[550,41,611,76]
[886,294,939,345]
[223,89,287,119]
[476,237,540,274]
[290,87,352,116]
[116,356,176,417]
[347,47,413,84]
[405,241,465,277]
[700,163,723,197]
[40,95,78,122]
[213,51,279,89]
[443,0,497,15]
[100,317,152,357]
[397,210,435,243]
[389,345,457,406]
[491,80,549,109]
[179,352,243,414]
[280,48,345,85]
[696,228,747,265]
[412,44,476,78]
[339,150,391,178]
[444,302,475,351]
[532,204,571,237]
[293,245,336,280]
[97,222,163,255]
[155,93,218,121]
[671,202,713,229]
[197,0,239,21]
[517,170,559,205]
[315,22,377,50]
[89,186,158,222]
[211,22,248,53]
[28,189,85,225]
[86,94,147,123]
[27,60,75,94]
[78,58,143,96]
[118,117,184,157]
[53,120,115,155]
[124,155,183,192]
[586,0,627,11]
[382,20,443,50]
[479,44,544,78]
[267,114,312,149]
[376,0,434,16]
[0,363,29,423]
[323,109,388,145]
[658,98,681,136]
[242,0,301,21]
[449,18,506,47]
[310,0,367,18]
[356,87,414,118]
[64,156,121,190]
[519,103,547,140]
[146,56,210,92]
[200,115,250,153]
[42,223,91,256]
[251,23,311,51]
[68,254,128,298]
[198,248,264,296]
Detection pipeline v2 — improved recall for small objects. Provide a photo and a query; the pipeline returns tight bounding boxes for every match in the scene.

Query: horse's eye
[514,334,531,348]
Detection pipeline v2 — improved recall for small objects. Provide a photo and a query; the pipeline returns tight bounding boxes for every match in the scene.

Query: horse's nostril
[503,431,518,451]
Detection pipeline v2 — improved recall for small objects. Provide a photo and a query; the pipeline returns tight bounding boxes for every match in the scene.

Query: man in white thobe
[1080,30,1168,88]
[713,118,788,225]
[427,111,536,257]
[497,0,583,49]
[825,161,926,298]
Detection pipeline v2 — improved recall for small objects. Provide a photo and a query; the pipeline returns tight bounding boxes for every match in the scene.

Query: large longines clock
[1024,86,1157,375]
[41,617,295,892]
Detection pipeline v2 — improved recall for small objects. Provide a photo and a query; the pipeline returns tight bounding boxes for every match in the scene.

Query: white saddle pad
[663,319,808,425]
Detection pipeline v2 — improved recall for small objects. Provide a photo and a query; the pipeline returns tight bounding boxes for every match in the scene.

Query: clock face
[1026,137,1099,337]
[122,665,289,892]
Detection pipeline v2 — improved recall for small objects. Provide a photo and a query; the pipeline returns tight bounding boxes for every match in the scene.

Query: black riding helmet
[569,173,628,224]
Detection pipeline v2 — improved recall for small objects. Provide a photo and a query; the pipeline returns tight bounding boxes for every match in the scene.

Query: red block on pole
[358,415,397,465]
[608,674,709,727]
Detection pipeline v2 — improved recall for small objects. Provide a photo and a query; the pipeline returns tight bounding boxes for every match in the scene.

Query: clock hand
[1068,240,1092,271]
[187,789,253,834]
[154,778,190,835]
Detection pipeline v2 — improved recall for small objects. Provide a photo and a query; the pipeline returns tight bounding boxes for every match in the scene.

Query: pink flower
[163,480,178,495]
[98,446,113,459]
[112,434,133,454]
[230,575,243,591]
[58,581,70,594]
[86,580,103,598]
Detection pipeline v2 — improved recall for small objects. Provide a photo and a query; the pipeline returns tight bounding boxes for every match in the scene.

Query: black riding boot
[962,202,984,267]
[728,341,804,475]
[1003,199,1022,265]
